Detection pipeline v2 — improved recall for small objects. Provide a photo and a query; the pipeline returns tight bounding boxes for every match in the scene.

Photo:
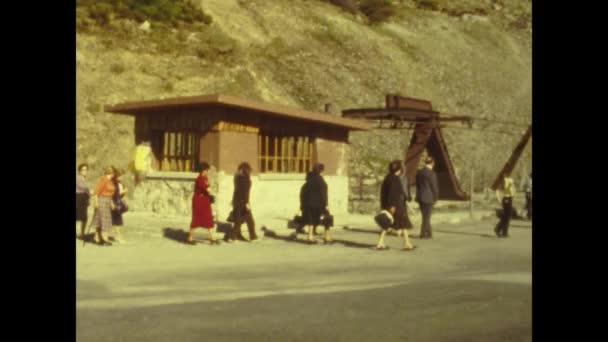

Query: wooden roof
[105,94,370,131]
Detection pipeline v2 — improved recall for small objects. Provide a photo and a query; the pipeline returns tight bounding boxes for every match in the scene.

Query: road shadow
[509,223,532,229]
[330,238,377,249]
[79,232,97,243]
[162,227,189,244]
[433,229,496,238]
[342,227,378,235]
[262,227,377,249]
[261,227,318,245]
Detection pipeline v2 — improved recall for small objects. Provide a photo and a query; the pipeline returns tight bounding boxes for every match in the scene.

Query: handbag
[374,210,394,229]
[226,210,235,223]
[288,215,304,229]
[320,213,334,228]
[209,194,215,204]
[116,199,129,213]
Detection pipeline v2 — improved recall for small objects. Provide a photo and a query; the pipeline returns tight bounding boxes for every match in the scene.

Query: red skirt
[190,194,214,229]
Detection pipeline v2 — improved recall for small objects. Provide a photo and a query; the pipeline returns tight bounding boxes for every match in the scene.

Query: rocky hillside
[76,0,532,206]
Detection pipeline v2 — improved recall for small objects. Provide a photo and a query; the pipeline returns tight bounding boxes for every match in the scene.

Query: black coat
[415,167,439,204]
[232,173,251,214]
[300,171,328,210]
[380,174,405,211]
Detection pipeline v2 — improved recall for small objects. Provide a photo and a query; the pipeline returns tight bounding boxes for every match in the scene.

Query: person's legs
[246,212,258,240]
[79,219,87,239]
[502,197,513,237]
[426,204,434,238]
[376,230,387,248]
[94,227,101,243]
[230,219,242,242]
[308,225,317,242]
[113,226,125,243]
[525,192,532,220]
[420,204,432,238]
[186,228,195,243]
[208,226,219,243]
[323,226,332,242]
[401,229,413,249]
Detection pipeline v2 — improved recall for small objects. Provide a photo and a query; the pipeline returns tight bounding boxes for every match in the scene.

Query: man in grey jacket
[416,157,439,239]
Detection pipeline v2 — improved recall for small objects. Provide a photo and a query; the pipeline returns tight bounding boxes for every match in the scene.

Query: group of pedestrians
[374,157,439,251]
[75,164,128,246]
[77,158,531,248]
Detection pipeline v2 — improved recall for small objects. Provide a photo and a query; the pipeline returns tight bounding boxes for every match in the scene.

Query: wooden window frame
[154,130,200,172]
[258,133,313,173]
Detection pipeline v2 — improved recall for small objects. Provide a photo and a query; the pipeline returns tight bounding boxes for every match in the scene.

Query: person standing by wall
[299,163,329,243]
[111,168,128,243]
[416,157,439,239]
[523,172,532,220]
[229,162,258,242]
[375,160,415,250]
[495,172,516,237]
[92,166,116,246]
[187,162,218,245]
[76,163,90,240]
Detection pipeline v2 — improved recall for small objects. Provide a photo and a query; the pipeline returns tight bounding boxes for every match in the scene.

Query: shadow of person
[162,227,189,244]
[432,229,495,238]
[261,226,320,245]
[341,226,379,235]
[330,238,377,249]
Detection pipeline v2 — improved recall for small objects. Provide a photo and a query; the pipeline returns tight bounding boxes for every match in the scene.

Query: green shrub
[110,63,126,74]
[359,0,397,23]
[323,0,359,14]
[88,3,114,26]
[76,0,213,27]
[414,0,440,11]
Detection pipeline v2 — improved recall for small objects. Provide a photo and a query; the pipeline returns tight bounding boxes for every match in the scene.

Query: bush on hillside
[359,0,397,24]
[76,0,212,27]
[323,0,359,14]
[413,0,440,11]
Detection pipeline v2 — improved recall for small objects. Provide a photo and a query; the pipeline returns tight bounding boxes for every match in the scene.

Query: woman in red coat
[187,162,219,245]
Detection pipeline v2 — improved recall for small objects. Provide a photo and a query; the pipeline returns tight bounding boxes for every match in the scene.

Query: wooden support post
[469,165,474,220]
[274,136,278,172]
[265,135,269,172]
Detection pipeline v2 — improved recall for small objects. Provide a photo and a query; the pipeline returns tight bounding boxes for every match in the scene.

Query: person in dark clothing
[375,160,416,250]
[523,172,532,220]
[299,163,330,243]
[111,168,128,243]
[415,157,439,239]
[228,162,258,242]
[396,163,415,244]
[76,163,90,240]
[494,172,515,238]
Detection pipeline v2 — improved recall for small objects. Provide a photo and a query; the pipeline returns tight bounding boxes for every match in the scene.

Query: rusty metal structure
[343,94,473,201]
[491,125,532,190]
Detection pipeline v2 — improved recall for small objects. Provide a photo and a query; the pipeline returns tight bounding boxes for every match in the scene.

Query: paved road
[76,213,531,341]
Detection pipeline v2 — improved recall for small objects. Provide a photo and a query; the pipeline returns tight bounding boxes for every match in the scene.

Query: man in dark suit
[416,157,439,239]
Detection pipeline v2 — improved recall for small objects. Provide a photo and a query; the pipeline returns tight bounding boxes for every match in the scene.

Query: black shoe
[235,235,248,242]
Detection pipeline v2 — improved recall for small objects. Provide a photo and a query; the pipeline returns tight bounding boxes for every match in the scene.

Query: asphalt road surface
[76,213,531,342]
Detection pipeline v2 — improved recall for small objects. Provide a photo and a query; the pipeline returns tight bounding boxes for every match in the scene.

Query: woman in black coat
[375,160,416,250]
[229,162,258,242]
[299,163,330,243]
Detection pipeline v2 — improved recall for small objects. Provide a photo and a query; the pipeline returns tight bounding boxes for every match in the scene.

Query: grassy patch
[76,0,212,27]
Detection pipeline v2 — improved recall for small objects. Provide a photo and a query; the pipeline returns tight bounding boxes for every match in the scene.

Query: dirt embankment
[76,0,532,203]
